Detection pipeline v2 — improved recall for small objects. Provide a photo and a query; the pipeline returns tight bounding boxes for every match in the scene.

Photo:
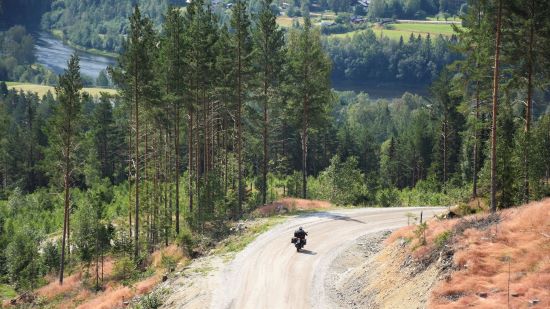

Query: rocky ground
[324,231,390,308]
[324,230,452,309]
[155,254,226,309]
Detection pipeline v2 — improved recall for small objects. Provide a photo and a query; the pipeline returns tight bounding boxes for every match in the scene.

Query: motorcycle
[291,236,306,252]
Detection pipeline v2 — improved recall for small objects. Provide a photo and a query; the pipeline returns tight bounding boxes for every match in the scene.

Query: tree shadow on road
[298,249,317,255]
[298,212,366,224]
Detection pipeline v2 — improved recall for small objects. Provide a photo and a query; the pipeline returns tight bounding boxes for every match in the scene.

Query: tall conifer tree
[287,17,332,198]
[50,54,83,284]
[253,0,285,205]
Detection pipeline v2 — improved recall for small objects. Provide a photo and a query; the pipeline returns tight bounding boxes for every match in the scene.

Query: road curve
[210,207,446,309]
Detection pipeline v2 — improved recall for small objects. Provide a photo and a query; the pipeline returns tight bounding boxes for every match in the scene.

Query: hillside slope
[330,199,549,308]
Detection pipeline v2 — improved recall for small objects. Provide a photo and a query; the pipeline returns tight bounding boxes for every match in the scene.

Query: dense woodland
[0,0,549,297]
[325,30,461,84]
[366,0,466,19]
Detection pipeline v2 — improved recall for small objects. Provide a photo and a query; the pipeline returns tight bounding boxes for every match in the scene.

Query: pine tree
[490,0,503,212]
[453,0,497,199]
[112,5,156,260]
[162,5,185,235]
[92,94,116,181]
[505,0,550,202]
[287,17,332,198]
[183,0,220,224]
[431,70,464,192]
[253,0,285,205]
[231,0,253,215]
[49,54,83,284]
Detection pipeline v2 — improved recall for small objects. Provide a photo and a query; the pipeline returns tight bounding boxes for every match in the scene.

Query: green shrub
[5,227,42,290]
[310,155,367,206]
[434,230,452,248]
[112,256,136,281]
[177,227,195,256]
[137,290,163,309]
[414,222,428,246]
[160,254,177,272]
[376,188,400,207]
[112,229,133,255]
[41,241,60,273]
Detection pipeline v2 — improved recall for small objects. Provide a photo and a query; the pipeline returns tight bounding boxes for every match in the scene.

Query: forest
[0,0,549,302]
[324,30,461,84]
[366,0,466,19]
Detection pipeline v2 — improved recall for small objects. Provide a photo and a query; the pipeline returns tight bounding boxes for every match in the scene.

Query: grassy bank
[50,30,118,59]
[387,199,550,308]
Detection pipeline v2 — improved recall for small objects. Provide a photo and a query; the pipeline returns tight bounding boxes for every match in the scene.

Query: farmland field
[276,16,303,28]
[389,23,459,36]
[326,22,460,41]
[6,82,117,97]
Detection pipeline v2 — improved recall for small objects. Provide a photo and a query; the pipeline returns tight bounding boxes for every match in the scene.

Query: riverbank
[50,29,119,59]
[34,31,116,80]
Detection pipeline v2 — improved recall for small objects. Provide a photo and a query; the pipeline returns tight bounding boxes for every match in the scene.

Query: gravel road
[209,207,446,309]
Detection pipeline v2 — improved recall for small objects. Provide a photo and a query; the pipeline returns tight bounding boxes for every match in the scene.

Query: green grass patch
[390,23,459,36]
[327,29,366,39]
[0,284,17,300]
[214,216,286,255]
[434,230,452,249]
[325,22,460,41]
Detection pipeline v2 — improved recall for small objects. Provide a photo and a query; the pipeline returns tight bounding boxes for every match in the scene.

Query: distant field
[327,22,460,41]
[390,23,459,36]
[6,82,117,97]
[276,16,303,28]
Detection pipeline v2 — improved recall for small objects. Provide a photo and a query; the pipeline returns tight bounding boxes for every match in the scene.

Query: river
[34,31,116,80]
[33,32,426,99]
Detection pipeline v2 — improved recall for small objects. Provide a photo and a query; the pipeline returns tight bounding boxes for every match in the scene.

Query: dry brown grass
[435,200,550,308]
[25,251,173,309]
[151,244,185,269]
[76,285,132,309]
[386,216,460,250]
[74,246,182,308]
[253,197,332,216]
[135,275,160,295]
[387,199,550,308]
[36,272,82,299]
[389,199,549,308]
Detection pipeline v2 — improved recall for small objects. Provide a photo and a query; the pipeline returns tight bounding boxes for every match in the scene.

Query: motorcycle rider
[294,226,308,245]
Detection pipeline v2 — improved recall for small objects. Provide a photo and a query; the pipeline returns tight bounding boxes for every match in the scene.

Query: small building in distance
[357,0,370,9]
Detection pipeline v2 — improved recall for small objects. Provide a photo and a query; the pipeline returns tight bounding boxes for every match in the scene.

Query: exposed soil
[325,231,449,309]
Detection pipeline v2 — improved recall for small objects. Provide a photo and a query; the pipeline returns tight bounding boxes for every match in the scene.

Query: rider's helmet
[299,226,303,231]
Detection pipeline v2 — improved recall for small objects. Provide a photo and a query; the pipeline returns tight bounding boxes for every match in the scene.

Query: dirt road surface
[208,207,446,309]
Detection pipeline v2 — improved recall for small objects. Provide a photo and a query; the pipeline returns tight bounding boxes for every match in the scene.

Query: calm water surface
[34,31,116,79]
